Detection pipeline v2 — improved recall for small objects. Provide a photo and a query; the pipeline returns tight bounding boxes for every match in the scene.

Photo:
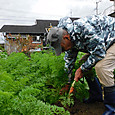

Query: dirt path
[68,100,105,115]
[56,97,105,115]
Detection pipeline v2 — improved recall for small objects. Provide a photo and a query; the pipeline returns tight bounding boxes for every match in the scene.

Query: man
[47,15,115,115]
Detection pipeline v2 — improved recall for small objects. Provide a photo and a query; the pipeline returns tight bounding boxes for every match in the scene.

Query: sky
[0,0,114,28]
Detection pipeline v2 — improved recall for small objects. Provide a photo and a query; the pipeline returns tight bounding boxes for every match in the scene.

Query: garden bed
[0,51,108,115]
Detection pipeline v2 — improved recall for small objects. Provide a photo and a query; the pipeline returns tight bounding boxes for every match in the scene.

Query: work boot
[83,77,103,103]
[103,85,115,115]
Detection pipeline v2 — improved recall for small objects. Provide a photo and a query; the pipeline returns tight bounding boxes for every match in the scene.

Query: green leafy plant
[0,51,70,114]
[0,51,7,59]
[1,50,108,114]
[59,94,74,108]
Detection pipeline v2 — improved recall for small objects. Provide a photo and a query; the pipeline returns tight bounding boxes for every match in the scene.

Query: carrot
[68,80,76,98]
[69,87,74,94]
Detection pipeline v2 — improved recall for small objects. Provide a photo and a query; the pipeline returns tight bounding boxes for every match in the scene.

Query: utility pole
[96,0,102,15]
[110,0,115,12]
[70,9,72,17]
[114,0,115,12]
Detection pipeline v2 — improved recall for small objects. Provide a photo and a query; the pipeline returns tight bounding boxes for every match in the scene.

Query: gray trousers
[95,43,115,87]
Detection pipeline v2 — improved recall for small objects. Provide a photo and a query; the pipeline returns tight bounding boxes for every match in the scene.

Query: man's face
[61,37,73,52]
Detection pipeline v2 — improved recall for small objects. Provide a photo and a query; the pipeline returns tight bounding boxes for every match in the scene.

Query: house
[0,19,59,45]
[0,18,79,54]
[0,19,59,54]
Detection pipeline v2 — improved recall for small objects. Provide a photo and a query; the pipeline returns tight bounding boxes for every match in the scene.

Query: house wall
[5,33,43,54]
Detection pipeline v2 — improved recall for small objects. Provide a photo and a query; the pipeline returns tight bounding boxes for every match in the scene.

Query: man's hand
[59,84,70,95]
[74,67,83,82]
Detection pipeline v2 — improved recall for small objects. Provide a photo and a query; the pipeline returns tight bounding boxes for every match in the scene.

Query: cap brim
[47,27,63,56]
[54,43,62,56]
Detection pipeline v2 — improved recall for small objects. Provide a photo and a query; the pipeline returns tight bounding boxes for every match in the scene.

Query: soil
[55,97,105,115]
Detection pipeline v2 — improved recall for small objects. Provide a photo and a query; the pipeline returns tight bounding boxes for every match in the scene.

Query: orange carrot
[69,87,74,94]
[68,80,76,97]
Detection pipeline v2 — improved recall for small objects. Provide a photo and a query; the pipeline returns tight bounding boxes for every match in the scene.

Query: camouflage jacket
[57,15,115,72]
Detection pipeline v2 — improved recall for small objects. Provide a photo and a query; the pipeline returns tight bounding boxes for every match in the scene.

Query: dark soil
[55,97,105,115]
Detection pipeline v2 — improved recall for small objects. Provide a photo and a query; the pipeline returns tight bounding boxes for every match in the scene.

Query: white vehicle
[0,32,5,44]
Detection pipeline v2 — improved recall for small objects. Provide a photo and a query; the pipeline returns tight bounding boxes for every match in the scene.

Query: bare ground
[55,97,105,115]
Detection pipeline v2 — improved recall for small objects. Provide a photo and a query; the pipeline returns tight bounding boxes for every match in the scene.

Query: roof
[108,12,115,17]
[0,18,79,34]
[0,19,59,34]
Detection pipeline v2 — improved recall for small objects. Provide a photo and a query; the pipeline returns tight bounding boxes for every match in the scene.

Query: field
[0,50,107,115]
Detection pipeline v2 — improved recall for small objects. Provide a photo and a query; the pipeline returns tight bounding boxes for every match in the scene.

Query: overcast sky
[0,0,114,28]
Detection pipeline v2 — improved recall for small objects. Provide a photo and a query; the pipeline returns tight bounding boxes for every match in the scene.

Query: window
[32,36,41,43]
